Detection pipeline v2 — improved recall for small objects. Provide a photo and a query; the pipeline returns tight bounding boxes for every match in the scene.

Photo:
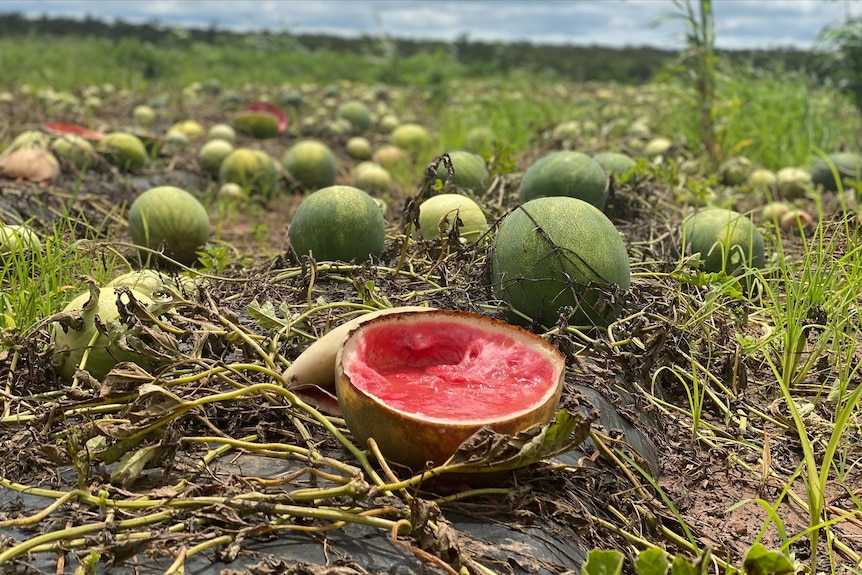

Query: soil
[0,88,860,575]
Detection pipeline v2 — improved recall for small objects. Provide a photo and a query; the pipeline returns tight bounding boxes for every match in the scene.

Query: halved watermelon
[335,309,565,471]
[42,122,105,141]
[245,102,288,133]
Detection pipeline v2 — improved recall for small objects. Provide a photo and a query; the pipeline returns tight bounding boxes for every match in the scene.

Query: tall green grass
[0,36,466,91]
[655,65,862,170]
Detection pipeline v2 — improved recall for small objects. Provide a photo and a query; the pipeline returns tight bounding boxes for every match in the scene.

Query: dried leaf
[99,362,155,397]
[446,409,596,471]
[127,383,188,424]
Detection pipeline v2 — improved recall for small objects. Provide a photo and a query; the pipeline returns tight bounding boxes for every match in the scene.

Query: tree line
[0,12,819,85]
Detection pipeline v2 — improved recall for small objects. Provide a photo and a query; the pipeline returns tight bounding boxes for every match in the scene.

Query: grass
[755,204,862,569]
[0,212,127,336]
[2,32,862,575]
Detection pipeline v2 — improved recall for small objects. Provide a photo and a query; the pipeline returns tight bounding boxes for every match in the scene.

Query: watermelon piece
[336,309,565,470]
[246,102,288,133]
[42,122,105,141]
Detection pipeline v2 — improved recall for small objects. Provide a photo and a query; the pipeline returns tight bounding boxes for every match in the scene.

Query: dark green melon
[436,150,490,194]
[289,185,385,263]
[681,208,765,274]
[491,196,630,327]
[128,186,210,266]
[811,152,862,192]
[518,151,609,210]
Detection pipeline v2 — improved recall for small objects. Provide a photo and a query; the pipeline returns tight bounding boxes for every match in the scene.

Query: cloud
[0,0,856,49]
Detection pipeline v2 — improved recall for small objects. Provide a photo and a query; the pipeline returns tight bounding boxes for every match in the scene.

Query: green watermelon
[518,151,609,210]
[491,196,630,327]
[811,152,862,192]
[128,186,210,266]
[681,208,764,274]
[289,185,385,263]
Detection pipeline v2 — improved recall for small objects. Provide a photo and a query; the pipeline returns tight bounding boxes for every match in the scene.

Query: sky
[1,0,860,50]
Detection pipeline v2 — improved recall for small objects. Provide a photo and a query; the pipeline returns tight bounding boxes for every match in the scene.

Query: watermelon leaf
[583,549,625,575]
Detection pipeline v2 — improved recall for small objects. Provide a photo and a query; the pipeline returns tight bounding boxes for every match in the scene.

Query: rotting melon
[417,193,489,244]
[51,287,156,382]
[283,140,338,190]
[491,197,630,328]
[811,152,862,192]
[0,148,60,184]
[289,185,385,263]
[128,186,210,266]
[335,309,565,471]
[518,151,609,211]
[681,208,764,275]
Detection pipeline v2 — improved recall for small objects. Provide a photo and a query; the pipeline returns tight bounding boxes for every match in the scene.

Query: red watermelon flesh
[335,310,565,470]
[344,318,560,421]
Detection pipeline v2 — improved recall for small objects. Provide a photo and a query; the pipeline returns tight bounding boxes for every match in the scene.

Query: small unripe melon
[681,208,764,275]
[391,123,430,157]
[0,224,42,258]
[518,151,609,210]
[97,133,148,172]
[133,105,156,127]
[353,162,392,193]
[219,148,281,194]
[593,152,637,180]
[747,168,777,189]
[208,123,237,144]
[336,100,373,133]
[128,186,210,266]
[491,197,630,327]
[462,126,494,155]
[198,139,234,172]
[169,120,205,139]
[346,137,373,160]
[283,140,338,190]
[417,193,488,244]
[776,167,811,199]
[719,157,753,186]
[50,134,96,170]
[289,185,385,263]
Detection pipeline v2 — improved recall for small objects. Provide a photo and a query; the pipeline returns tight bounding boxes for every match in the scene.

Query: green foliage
[818,17,862,113]
[657,0,719,167]
[581,545,793,575]
[0,13,826,91]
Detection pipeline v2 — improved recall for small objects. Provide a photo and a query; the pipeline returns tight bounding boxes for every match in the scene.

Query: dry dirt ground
[0,94,860,574]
